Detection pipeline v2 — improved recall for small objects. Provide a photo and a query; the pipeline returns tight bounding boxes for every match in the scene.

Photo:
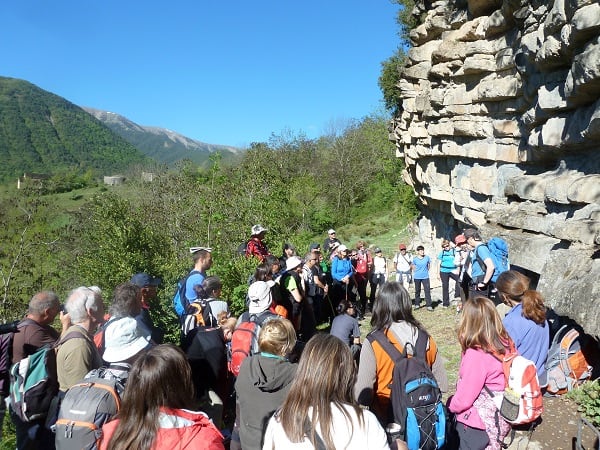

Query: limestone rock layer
[391,0,600,336]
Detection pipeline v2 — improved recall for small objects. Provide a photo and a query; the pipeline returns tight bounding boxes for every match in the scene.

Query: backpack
[545,325,593,395]
[228,312,275,377]
[367,330,446,450]
[55,367,126,450]
[486,343,543,425]
[172,270,201,321]
[9,332,78,422]
[236,241,248,256]
[475,237,509,282]
[0,321,19,398]
[181,299,215,336]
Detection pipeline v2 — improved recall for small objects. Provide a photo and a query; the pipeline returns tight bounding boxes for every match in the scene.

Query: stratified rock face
[391,0,600,336]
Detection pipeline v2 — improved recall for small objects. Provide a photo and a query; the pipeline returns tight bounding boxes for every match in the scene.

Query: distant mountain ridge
[83,107,241,166]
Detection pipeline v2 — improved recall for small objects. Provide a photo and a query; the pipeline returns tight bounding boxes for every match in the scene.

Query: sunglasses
[189,246,212,254]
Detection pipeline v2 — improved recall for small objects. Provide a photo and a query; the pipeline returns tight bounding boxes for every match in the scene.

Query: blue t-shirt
[503,303,550,377]
[185,271,205,301]
[330,313,360,346]
[412,255,430,280]
[471,244,493,280]
[437,249,456,273]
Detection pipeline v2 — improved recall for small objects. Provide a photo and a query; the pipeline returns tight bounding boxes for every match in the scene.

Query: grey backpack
[55,368,126,450]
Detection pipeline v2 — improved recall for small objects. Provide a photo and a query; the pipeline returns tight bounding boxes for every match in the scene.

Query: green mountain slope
[84,107,242,166]
[0,76,147,181]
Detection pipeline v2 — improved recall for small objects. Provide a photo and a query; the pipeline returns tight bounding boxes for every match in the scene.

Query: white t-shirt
[262,403,389,450]
[393,252,412,272]
[373,255,387,274]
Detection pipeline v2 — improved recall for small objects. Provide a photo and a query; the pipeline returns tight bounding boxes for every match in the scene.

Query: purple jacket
[448,348,505,429]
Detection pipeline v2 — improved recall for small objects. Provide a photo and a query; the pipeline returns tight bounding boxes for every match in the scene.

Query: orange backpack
[545,325,593,395]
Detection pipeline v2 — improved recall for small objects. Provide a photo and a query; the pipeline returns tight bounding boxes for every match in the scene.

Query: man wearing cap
[393,244,413,290]
[130,273,165,344]
[246,225,271,261]
[463,228,495,300]
[323,229,341,257]
[185,247,213,303]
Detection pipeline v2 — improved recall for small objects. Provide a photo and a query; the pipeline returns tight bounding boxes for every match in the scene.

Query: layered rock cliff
[391,0,600,336]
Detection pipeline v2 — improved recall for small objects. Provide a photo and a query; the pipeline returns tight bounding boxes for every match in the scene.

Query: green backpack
[9,332,78,422]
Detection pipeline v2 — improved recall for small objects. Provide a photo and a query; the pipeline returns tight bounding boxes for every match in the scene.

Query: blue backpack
[172,270,200,321]
[476,237,509,282]
[367,330,446,450]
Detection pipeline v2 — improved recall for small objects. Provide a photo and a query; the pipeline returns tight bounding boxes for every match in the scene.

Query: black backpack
[367,330,446,450]
[55,367,126,450]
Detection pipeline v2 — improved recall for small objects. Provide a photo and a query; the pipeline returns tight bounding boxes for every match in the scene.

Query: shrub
[567,380,600,427]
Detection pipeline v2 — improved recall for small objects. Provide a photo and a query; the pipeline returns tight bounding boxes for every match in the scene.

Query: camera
[0,320,19,335]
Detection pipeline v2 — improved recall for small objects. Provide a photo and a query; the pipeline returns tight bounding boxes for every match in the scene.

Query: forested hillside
[0,115,418,342]
[0,77,148,182]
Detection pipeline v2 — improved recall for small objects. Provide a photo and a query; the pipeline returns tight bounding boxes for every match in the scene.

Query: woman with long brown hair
[495,270,549,385]
[262,334,389,450]
[100,344,224,450]
[448,296,511,450]
[354,281,447,423]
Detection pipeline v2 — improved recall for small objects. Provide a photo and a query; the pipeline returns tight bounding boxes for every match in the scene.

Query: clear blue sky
[1,1,401,147]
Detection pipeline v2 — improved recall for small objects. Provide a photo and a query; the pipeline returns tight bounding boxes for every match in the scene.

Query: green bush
[567,380,600,427]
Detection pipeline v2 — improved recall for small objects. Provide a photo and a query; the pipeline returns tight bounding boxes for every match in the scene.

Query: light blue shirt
[503,303,550,377]
[412,255,430,280]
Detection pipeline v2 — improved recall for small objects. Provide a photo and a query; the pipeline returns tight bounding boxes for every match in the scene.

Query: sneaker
[413,304,421,310]
[427,306,434,311]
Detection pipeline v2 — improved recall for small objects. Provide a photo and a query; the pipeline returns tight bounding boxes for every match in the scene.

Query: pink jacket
[448,348,505,430]
[100,407,224,450]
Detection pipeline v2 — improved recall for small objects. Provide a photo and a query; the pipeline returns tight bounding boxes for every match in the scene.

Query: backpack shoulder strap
[55,330,84,349]
[367,329,405,362]
[412,330,430,362]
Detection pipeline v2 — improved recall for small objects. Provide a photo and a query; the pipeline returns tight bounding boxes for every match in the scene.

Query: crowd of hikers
[0,224,595,450]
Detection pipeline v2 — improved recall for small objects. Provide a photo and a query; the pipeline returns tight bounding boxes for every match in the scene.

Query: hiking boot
[413,304,421,310]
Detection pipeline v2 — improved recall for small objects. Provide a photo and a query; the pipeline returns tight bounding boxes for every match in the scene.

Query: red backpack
[228,312,276,377]
[486,342,543,425]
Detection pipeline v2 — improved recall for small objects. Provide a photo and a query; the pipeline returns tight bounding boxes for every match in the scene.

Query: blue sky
[1,1,401,147]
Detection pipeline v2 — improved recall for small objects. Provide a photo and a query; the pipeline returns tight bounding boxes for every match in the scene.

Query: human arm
[284,276,303,303]
[448,348,495,414]
[354,338,377,407]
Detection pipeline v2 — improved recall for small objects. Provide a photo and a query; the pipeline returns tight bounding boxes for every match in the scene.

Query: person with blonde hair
[235,318,298,450]
[448,296,511,449]
[495,270,549,385]
[263,333,389,450]
[100,344,224,450]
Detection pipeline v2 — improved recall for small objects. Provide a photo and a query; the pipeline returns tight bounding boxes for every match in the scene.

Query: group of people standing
[3,224,557,450]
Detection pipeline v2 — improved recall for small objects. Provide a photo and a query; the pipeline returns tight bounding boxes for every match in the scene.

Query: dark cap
[309,243,321,251]
[130,273,161,287]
